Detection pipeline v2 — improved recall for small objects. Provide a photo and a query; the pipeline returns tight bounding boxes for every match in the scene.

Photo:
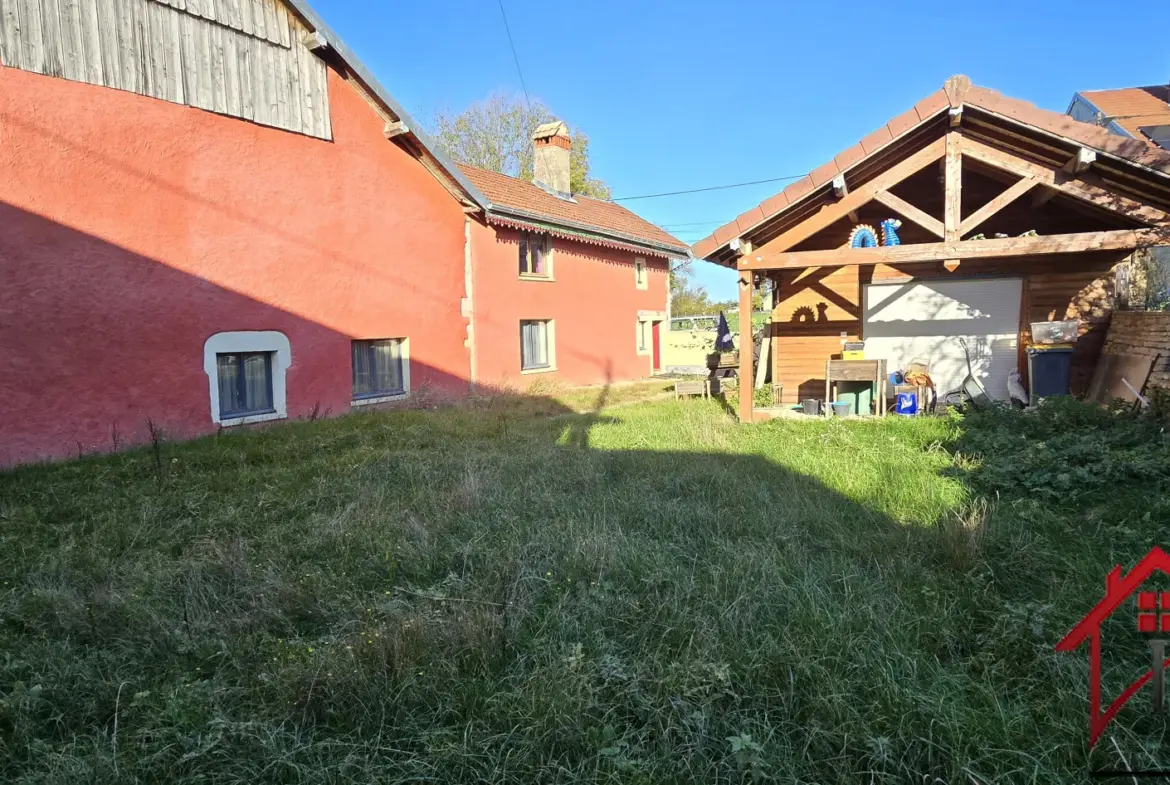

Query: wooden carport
[692,76,1170,422]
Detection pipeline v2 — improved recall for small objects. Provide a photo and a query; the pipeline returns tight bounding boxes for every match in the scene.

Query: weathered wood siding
[0,0,331,139]
[769,254,1125,403]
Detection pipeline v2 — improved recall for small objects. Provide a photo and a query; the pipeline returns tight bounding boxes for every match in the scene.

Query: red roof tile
[691,76,1170,261]
[1081,87,1170,143]
[458,164,686,253]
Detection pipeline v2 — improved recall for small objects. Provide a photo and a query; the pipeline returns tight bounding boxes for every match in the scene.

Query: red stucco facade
[470,223,670,388]
[0,64,470,466]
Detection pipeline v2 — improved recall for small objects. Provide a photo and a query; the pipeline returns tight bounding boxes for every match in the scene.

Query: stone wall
[1102,311,1170,392]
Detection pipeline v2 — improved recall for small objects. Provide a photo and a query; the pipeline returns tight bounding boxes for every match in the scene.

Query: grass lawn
[3,387,1170,783]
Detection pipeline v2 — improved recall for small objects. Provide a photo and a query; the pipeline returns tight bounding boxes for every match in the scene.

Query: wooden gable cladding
[0,0,331,140]
[150,0,292,47]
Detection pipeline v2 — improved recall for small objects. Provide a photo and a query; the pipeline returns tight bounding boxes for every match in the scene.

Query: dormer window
[519,231,553,279]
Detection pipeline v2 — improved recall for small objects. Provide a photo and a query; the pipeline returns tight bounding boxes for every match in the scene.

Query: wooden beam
[1065,147,1097,174]
[961,136,1170,225]
[872,190,945,238]
[831,174,859,223]
[740,228,1166,271]
[832,174,847,198]
[944,132,962,241]
[738,271,754,422]
[958,176,1037,236]
[755,137,947,256]
[302,31,329,52]
[383,121,410,139]
[948,107,963,127]
[1032,185,1059,208]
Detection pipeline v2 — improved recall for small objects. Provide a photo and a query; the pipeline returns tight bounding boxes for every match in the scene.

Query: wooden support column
[738,268,754,423]
[944,131,962,242]
[770,273,782,401]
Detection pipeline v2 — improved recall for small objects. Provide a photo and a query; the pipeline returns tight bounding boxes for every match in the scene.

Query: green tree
[431,92,611,199]
[670,263,716,317]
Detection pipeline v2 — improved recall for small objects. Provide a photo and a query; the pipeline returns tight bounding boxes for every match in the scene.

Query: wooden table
[825,359,887,417]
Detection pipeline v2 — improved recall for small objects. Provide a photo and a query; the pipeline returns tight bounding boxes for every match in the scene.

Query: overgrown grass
[2,390,1169,783]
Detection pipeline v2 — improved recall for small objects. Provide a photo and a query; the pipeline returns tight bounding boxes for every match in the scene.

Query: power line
[611,174,805,202]
[495,0,531,110]
[657,220,733,228]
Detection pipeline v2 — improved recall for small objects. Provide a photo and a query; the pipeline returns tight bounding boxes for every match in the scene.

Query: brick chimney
[533,120,572,197]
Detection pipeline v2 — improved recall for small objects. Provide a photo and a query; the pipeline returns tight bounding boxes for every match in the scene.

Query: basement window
[519,231,553,279]
[352,338,409,404]
[203,331,292,426]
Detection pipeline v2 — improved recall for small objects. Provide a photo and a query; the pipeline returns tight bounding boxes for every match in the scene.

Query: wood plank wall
[0,0,332,139]
[769,252,1126,403]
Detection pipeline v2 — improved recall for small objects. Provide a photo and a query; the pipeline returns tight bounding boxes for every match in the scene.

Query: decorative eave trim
[484,210,688,259]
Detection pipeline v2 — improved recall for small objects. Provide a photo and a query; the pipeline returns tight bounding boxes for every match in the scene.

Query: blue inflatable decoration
[848,218,903,248]
[879,218,902,246]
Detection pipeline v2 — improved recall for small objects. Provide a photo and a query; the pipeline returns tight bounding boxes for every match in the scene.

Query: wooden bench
[674,379,710,400]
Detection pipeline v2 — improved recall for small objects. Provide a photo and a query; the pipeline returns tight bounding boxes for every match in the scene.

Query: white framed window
[634,257,648,289]
[351,338,410,406]
[203,331,292,426]
[636,319,651,355]
[520,319,556,373]
[519,231,553,279]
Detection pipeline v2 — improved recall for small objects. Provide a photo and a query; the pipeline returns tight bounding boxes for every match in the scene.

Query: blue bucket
[895,392,918,416]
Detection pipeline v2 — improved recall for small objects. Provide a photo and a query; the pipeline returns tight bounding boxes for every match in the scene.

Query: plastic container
[801,399,821,416]
[831,401,852,417]
[1027,346,1074,398]
[1030,320,1079,345]
[895,392,919,415]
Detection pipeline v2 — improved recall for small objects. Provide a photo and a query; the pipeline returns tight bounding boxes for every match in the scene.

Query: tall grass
[1,392,1168,782]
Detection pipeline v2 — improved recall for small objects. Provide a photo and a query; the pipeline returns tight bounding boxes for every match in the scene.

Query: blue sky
[315,0,1168,300]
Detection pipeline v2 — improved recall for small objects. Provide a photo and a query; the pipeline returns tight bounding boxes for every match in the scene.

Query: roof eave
[282,0,492,212]
[693,102,952,263]
[485,205,690,257]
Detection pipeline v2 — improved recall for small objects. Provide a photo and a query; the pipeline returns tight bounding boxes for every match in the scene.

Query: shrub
[953,397,1170,501]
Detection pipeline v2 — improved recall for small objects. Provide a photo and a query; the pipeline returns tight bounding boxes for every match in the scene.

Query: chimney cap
[533,120,570,141]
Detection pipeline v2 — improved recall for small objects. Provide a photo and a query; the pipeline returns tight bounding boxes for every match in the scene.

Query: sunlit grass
[2,391,1167,782]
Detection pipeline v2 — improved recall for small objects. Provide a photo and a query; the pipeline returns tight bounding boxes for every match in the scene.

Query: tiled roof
[1080,86,1170,142]
[692,76,1170,261]
[458,164,687,255]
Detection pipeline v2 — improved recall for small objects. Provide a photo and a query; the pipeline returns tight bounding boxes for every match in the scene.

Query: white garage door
[863,278,1022,403]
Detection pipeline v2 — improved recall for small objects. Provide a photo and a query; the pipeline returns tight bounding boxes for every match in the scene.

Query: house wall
[469,222,669,388]
[769,252,1125,404]
[0,63,470,467]
[1102,311,1170,393]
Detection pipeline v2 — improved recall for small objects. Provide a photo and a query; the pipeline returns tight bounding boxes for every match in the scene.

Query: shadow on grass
[0,390,1126,783]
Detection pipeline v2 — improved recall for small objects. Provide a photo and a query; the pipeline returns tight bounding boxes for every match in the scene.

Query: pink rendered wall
[470,222,669,388]
[0,64,470,466]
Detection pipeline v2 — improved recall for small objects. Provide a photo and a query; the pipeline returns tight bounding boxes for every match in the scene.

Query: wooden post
[944,131,962,242]
[770,274,782,402]
[738,269,754,423]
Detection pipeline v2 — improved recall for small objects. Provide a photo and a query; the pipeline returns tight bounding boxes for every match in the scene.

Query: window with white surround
[520,319,555,372]
[634,257,647,289]
[636,319,651,355]
[519,231,553,279]
[203,331,292,426]
[352,338,410,405]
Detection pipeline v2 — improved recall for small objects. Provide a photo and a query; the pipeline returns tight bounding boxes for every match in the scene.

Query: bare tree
[431,92,611,199]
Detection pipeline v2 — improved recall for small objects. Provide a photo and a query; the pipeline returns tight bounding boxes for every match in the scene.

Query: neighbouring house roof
[459,164,689,258]
[692,75,1170,266]
[1076,86,1170,143]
